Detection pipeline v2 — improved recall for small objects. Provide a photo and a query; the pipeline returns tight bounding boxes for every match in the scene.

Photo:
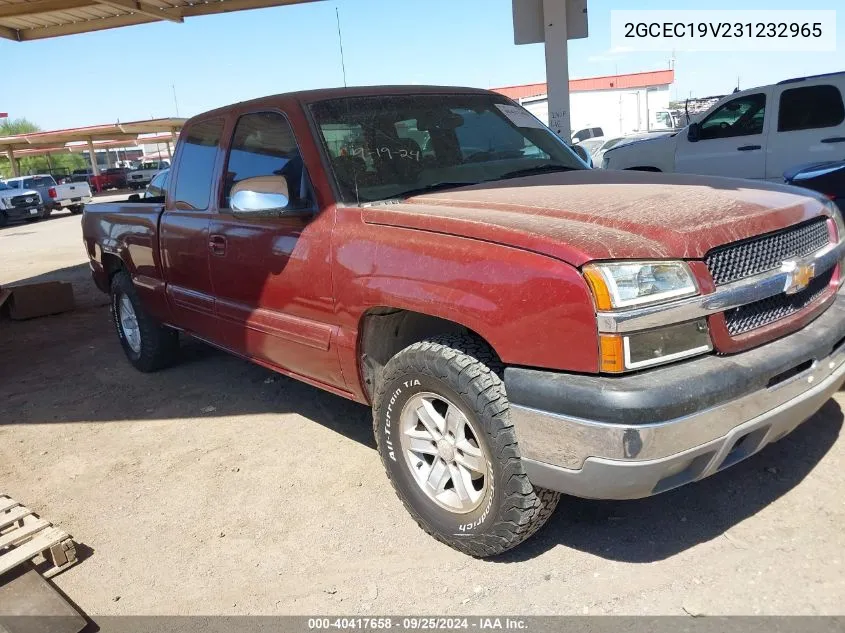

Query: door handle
[208,234,227,256]
[737,145,762,151]
[821,137,845,144]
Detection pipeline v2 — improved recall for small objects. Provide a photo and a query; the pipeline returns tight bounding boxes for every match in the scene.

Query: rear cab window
[22,176,55,188]
[172,118,224,210]
[777,84,845,132]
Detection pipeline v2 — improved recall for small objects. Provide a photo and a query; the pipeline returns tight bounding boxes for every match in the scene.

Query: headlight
[583,261,698,310]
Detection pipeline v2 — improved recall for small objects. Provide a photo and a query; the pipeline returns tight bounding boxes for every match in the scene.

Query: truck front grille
[705,218,830,286]
[10,194,38,208]
[723,267,834,336]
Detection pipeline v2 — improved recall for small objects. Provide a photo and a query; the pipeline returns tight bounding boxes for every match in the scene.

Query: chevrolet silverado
[81,86,845,557]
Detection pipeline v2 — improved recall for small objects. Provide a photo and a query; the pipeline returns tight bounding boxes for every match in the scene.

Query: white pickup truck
[126,159,170,190]
[2,174,92,216]
[0,181,42,225]
[603,72,845,182]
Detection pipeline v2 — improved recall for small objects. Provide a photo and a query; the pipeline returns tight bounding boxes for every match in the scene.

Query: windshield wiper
[389,181,478,200]
[498,164,577,180]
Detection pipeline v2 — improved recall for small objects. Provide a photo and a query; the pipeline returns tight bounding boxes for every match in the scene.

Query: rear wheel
[110,270,179,372]
[69,205,83,215]
[373,334,560,557]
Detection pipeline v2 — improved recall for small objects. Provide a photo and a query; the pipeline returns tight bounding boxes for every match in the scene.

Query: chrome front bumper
[506,294,845,500]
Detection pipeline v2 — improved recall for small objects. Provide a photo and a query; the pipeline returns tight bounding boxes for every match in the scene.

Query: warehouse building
[494,68,676,140]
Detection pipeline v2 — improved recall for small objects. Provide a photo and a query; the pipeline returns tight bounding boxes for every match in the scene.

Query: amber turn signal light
[583,268,613,311]
[599,334,625,373]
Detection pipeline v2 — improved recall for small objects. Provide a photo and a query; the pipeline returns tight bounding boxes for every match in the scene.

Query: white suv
[603,72,845,182]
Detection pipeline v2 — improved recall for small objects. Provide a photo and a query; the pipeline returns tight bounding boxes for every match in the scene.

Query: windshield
[138,162,159,170]
[309,93,585,204]
[0,182,10,191]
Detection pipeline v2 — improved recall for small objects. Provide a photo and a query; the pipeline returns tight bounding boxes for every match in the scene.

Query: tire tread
[373,333,560,557]
[111,270,178,372]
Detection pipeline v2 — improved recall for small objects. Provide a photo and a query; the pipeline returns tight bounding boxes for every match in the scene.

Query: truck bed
[81,201,165,293]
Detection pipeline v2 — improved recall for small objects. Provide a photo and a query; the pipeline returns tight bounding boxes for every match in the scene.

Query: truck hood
[361,170,829,266]
[0,188,39,201]
[609,131,677,149]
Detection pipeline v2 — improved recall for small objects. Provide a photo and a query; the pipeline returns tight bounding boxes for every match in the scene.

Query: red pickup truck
[82,86,845,557]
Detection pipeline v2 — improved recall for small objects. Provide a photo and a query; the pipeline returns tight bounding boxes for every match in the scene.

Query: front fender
[334,220,600,375]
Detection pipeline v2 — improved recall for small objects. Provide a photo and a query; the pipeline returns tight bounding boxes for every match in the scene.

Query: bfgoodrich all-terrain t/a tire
[110,270,179,372]
[374,334,560,557]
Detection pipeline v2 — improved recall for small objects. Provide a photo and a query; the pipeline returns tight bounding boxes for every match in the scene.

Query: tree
[0,117,40,136]
[1,118,41,178]
[0,118,86,179]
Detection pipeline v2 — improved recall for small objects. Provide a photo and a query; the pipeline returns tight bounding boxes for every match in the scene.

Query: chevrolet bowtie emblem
[783,260,816,295]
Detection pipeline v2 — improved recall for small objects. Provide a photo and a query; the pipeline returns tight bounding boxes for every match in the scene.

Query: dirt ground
[1,209,844,617]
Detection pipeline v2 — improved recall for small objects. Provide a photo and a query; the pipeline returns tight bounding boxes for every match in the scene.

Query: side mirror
[230,175,291,217]
[571,144,593,168]
[687,123,701,142]
[128,193,141,202]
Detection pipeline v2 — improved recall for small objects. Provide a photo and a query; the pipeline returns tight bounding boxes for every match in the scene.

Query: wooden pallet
[0,496,77,579]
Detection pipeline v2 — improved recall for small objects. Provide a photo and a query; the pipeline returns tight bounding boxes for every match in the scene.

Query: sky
[0,0,843,131]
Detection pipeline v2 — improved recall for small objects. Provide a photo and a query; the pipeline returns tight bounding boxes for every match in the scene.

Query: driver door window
[699,94,766,140]
[676,92,768,179]
[221,111,312,210]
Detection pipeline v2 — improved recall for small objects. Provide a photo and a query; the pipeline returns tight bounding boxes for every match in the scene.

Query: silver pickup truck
[2,174,92,216]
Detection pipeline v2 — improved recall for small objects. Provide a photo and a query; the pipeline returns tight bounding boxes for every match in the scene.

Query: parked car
[784,160,845,210]
[82,86,845,557]
[589,131,675,167]
[571,126,603,143]
[0,181,43,225]
[3,174,92,216]
[603,71,845,181]
[128,169,169,201]
[574,136,606,157]
[126,160,170,189]
[70,167,128,192]
[94,168,129,192]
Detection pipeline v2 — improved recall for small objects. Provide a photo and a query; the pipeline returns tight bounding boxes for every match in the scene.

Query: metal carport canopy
[0,118,185,176]
[0,0,321,41]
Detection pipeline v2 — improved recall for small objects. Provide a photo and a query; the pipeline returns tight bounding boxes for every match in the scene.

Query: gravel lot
[1,210,844,616]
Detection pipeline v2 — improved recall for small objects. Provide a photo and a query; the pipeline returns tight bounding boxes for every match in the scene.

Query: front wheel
[110,270,179,372]
[374,334,560,557]
[41,206,52,219]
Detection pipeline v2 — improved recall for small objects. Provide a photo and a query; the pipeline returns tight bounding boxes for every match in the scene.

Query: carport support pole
[6,148,19,177]
[87,138,100,177]
[543,0,571,140]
